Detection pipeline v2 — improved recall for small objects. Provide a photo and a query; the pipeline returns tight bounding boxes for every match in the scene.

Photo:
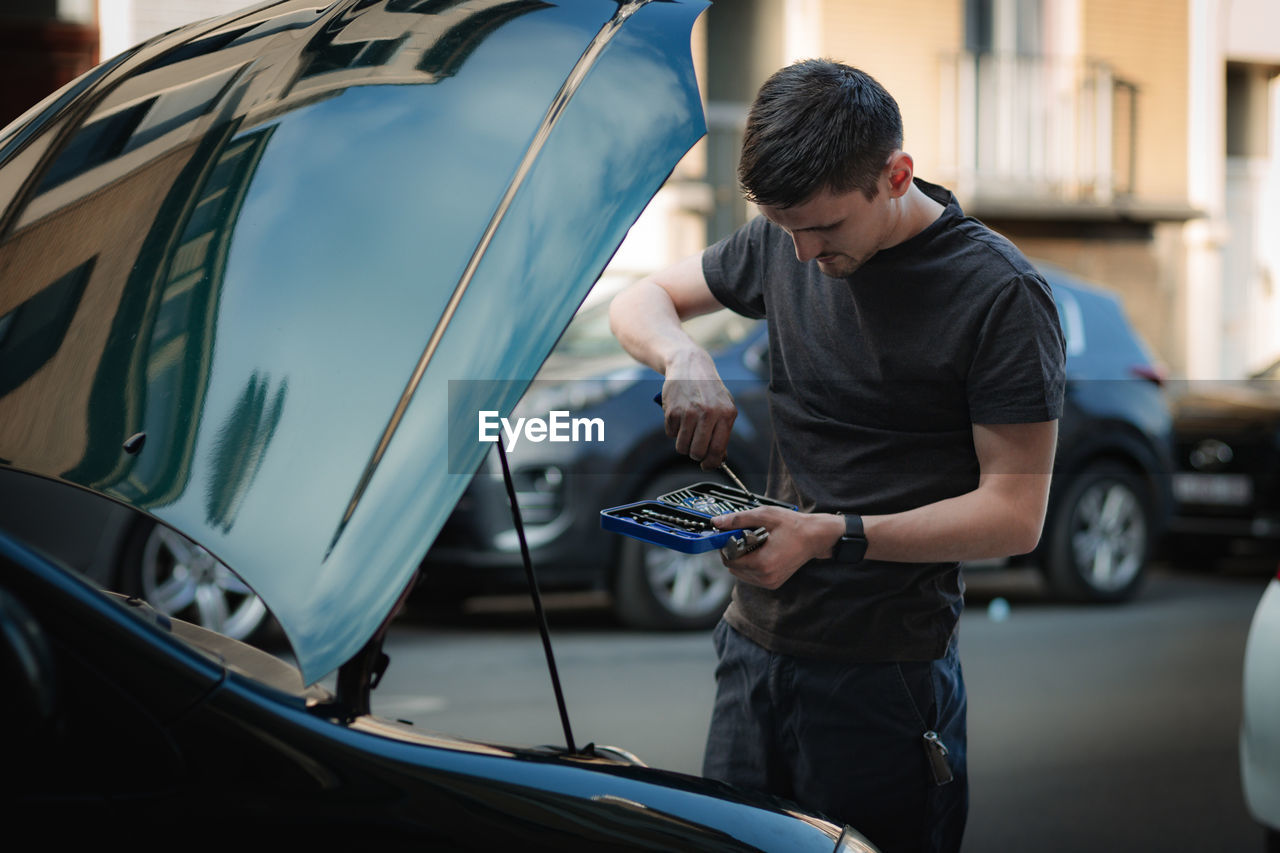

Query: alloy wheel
[139,525,269,641]
[1068,478,1147,593]
[642,545,734,620]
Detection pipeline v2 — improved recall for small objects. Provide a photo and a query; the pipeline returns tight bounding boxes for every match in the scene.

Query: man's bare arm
[858,419,1058,561]
[609,254,723,371]
[609,254,738,468]
[713,420,1059,589]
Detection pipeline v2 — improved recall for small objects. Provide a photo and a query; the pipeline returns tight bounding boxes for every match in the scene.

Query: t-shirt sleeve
[701,216,771,319]
[967,272,1067,424]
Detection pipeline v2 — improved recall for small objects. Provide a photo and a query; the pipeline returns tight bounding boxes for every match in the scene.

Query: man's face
[758,183,896,279]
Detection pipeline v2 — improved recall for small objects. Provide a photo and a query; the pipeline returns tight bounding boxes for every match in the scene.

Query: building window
[944,0,1135,204]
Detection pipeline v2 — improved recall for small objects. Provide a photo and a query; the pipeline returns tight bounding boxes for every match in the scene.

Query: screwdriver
[653,392,758,506]
[718,461,757,505]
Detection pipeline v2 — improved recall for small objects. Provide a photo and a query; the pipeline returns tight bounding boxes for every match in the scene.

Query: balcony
[939,51,1139,212]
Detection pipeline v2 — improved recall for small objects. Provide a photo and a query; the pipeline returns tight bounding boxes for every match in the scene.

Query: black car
[0,0,880,847]
[420,302,773,628]
[1164,358,1280,560]
[1021,267,1175,602]
[423,264,1175,617]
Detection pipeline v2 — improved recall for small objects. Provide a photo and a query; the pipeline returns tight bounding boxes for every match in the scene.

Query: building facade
[678,0,1280,380]
[3,0,1279,377]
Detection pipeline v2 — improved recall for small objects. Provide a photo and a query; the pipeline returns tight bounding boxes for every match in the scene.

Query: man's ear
[885,150,914,198]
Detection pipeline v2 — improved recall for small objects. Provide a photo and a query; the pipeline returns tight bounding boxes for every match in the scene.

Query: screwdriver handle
[653,393,757,504]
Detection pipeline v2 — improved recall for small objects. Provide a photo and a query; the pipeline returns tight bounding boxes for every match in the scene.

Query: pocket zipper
[923,730,954,785]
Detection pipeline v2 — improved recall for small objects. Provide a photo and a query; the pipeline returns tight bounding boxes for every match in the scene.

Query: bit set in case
[600,481,793,554]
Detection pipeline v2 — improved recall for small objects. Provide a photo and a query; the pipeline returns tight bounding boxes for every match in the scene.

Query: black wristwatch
[831,513,868,564]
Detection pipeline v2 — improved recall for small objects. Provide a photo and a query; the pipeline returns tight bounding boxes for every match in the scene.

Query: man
[609,60,1065,853]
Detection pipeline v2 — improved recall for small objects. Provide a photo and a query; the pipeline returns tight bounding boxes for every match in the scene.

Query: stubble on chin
[817,256,862,278]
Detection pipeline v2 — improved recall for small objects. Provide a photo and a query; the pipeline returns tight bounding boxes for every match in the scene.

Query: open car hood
[0,0,706,684]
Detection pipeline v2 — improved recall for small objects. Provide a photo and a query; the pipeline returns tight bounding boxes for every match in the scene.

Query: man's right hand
[659,350,736,470]
[608,252,736,469]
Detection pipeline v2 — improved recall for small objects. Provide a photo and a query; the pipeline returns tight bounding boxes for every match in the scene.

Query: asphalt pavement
[960,563,1266,852]
[375,559,1274,852]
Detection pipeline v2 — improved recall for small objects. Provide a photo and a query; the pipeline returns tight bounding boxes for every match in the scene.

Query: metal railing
[940,51,1138,204]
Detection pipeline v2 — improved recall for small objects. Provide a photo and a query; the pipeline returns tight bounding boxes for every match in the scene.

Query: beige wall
[821,0,963,179]
[816,0,1191,204]
[992,221,1186,369]
[809,0,1192,370]
[0,144,195,471]
[1084,0,1190,203]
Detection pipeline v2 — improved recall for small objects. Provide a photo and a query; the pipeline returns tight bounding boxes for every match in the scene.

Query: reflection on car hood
[0,0,706,683]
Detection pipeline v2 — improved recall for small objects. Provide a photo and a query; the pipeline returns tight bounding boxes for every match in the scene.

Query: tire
[1041,460,1153,602]
[119,520,274,644]
[613,469,737,630]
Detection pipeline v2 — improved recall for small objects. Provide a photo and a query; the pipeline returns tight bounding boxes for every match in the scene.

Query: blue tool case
[600,481,794,553]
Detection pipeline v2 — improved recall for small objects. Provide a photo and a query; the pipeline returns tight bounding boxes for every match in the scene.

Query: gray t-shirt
[702,179,1065,661]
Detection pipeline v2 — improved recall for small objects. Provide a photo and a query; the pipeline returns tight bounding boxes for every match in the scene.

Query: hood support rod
[496,439,577,754]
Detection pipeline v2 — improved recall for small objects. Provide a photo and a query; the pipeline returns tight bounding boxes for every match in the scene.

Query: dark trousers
[702,621,968,853]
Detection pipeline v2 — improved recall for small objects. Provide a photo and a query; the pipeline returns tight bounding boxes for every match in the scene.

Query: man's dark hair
[738,60,903,208]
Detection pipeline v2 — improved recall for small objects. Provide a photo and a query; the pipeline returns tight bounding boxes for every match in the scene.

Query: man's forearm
[713,477,1050,591]
[858,422,1058,562]
[609,280,693,374]
[857,475,1051,562]
[718,421,1060,588]
[609,269,739,468]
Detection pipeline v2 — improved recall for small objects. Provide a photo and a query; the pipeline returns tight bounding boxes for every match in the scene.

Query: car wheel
[120,521,273,643]
[1042,461,1152,602]
[613,469,736,630]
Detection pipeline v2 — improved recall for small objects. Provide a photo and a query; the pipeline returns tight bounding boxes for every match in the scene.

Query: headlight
[835,826,882,853]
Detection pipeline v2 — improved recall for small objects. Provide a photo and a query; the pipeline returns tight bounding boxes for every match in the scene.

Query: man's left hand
[711,507,843,590]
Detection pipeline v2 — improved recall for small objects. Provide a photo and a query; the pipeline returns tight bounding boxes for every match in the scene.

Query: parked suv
[1022,267,1174,602]
[419,264,1175,623]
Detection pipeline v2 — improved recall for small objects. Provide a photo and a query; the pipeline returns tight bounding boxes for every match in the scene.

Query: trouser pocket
[894,660,955,786]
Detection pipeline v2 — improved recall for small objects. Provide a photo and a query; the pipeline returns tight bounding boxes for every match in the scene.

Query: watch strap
[832,513,867,564]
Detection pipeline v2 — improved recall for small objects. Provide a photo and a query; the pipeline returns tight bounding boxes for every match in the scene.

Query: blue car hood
[0,0,706,683]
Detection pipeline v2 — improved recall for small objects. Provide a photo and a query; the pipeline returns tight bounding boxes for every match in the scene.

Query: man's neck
[903,181,946,237]
[882,182,946,250]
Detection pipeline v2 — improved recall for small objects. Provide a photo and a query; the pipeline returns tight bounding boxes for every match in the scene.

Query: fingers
[712,507,774,530]
[721,552,785,590]
[714,508,812,591]
[660,378,737,467]
[700,418,734,470]
[676,409,735,469]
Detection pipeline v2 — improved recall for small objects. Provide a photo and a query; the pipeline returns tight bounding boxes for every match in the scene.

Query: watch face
[835,534,867,564]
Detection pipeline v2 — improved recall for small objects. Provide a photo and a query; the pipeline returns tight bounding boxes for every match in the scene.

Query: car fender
[1049,418,1175,530]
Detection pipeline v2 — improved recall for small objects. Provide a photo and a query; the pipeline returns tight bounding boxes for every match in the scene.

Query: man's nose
[791,232,822,262]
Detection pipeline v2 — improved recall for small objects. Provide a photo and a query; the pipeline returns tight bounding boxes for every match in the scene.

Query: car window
[1053,286,1086,359]
[1044,271,1157,380]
